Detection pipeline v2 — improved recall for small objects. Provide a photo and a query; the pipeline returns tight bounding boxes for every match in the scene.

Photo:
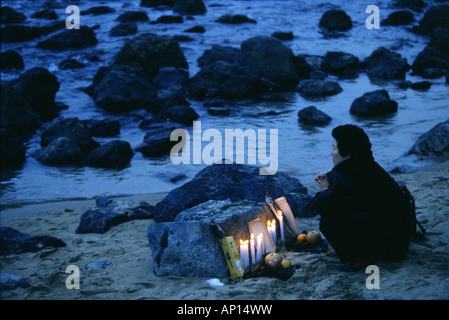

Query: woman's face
[331,139,350,167]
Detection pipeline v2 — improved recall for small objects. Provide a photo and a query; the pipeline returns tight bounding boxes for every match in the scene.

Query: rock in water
[365,47,410,80]
[37,27,97,50]
[319,10,352,32]
[86,140,134,168]
[408,119,449,158]
[0,273,31,291]
[350,89,398,116]
[0,227,66,256]
[298,106,332,125]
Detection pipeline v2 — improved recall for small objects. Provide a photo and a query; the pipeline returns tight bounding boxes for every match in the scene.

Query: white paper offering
[248,218,276,262]
[275,196,300,236]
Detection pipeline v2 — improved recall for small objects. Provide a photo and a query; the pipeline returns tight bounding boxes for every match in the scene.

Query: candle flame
[267,220,271,228]
[278,210,282,217]
[257,233,263,241]
[240,239,249,246]
[251,234,254,240]
[272,219,276,226]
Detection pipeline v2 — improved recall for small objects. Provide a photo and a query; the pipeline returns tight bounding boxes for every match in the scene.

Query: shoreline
[1,160,448,300]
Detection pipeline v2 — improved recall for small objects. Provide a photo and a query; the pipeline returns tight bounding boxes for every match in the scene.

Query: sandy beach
[1,161,449,301]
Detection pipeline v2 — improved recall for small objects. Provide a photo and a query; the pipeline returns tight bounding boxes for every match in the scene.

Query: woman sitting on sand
[312,124,411,272]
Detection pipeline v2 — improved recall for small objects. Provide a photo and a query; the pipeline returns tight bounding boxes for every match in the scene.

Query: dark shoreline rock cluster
[1,2,448,170]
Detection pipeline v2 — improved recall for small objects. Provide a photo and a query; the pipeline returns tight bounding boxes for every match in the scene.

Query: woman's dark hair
[332,124,373,161]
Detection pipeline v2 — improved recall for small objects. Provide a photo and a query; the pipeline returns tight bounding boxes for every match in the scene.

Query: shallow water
[1,0,448,206]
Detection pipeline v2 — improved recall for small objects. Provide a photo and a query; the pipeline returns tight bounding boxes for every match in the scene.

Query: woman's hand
[315,172,329,191]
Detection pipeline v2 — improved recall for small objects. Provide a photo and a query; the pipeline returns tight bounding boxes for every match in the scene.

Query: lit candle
[250,234,256,265]
[239,240,249,269]
[256,233,263,262]
[278,210,285,241]
[271,219,277,245]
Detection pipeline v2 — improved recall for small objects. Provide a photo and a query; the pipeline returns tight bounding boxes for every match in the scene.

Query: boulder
[113,33,188,77]
[319,10,352,32]
[239,35,299,86]
[1,6,26,24]
[172,0,207,15]
[32,9,58,20]
[294,55,315,79]
[76,196,154,234]
[297,79,342,97]
[365,47,410,79]
[0,83,41,136]
[0,128,26,168]
[12,67,60,120]
[156,105,199,125]
[321,51,359,79]
[82,6,116,15]
[140,0,176,7]
[92,68,157,112]
[350,89,398,116]
[297,106,332,126]
[410,81,431,90]
[184,25,205,33]
[411,45,449,76]
[115,11,149,23]
[37,27,97,51]
[394,0,427,10]
[109,22,138,37]
[408,119,449,158]
[430,27,449,55]
[148,220,227,277]
[153,66,189,90]
[1,21,63,43]
[216,14,256,24]
[185,60,272,100]
[86,140,134,168]
[152,163,311,222]
[58,59,86,70]
[271,31,294,41]
[197,44,241,68]
[0,50,24,70]
[154,15,183,24]
[417,4,449,35]
[40,117,99,153]
[381,10,415,26]
[0,226,66,256]
[33,137,83,165]
[0,273,31,291]
[151,88,190,114]
[136,126,179,157]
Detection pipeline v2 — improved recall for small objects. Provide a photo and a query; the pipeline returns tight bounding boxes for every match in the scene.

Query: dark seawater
[1,0,448,206]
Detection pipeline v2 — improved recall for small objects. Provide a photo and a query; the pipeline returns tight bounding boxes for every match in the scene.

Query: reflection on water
[1,0,448,206]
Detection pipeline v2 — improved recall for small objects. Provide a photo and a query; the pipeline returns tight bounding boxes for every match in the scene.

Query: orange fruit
[306,231,322,245]
[296,233,307,242]
[281,260,292,269]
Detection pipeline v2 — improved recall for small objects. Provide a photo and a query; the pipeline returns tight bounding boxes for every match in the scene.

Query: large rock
[115,11,149,23]
[0,129,26,168]
[136,125,179,157]
[297,106,332,126]
[297,79,342,97]
[86,140,134,168]
[417,4,449,35]
[216,14,256,24]
[1,6,26,24]
[152,163,311,223]
[11,67,60,120]
[0,227,66,256]
[33,137,83,165]
[92,68,157,112]
[185,60,272,100]
[365,47,410,79]
[319,10,352,32]
[76,196,154,234]
[321,51,359,79]
[0,273,31,291]
[0,50,24,70]
[1,21,62,43]
[197,44,241,68]
[239,36,299,86]
[408,119,449,158]
[350,89,398,116]
[411,45,449,76]
[172,0,206,15]
[156,105,199,125]
[0,83,41,137]
[40,117,99,153]
[37,27,97,50]
[114,33,188,77]
[148,220,227,277]
[381,10,415,26]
